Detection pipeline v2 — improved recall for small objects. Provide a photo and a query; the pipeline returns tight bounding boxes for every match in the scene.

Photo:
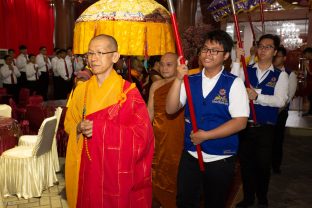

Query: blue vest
[248,65,282,124]
[184,70,238,155]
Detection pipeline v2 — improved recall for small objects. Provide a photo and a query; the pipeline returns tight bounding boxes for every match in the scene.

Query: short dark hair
[303,47,312,55]
[4,55,11,60]
[19,45,27,50]
[8,49,15,53]
[276,47,287,56]
[39,46,46,51]
[258,34,280,49]
[28,54,35,59]
[66,47,73,51]
[203,30,233,53]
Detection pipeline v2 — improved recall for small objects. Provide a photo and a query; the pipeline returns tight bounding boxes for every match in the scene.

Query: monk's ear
[112,52,120,64]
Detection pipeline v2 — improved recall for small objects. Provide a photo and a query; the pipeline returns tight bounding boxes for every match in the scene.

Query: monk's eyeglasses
[87,51,116,58]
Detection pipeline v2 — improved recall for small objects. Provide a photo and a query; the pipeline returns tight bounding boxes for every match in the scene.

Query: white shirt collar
[254,63,274,72]
[201,66,224,80]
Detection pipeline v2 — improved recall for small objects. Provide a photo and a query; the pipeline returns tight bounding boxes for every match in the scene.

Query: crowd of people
[2,28,312,208]
[0,45,86,102]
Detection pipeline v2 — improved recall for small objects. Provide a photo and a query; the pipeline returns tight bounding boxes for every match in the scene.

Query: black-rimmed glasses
[201,48,225,55]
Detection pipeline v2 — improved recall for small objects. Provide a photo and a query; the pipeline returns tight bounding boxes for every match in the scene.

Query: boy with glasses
[232,34,289,208]
[166,30,249,208]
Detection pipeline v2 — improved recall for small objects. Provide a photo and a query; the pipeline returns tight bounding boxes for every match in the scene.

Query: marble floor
[1,110,311,208]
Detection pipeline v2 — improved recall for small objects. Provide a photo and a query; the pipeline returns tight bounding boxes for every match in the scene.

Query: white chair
[18,107,62,172]
[0,116,58,199]
[0,104,12,117]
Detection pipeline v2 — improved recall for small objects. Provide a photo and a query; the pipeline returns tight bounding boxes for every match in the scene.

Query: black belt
[247,122,274,128]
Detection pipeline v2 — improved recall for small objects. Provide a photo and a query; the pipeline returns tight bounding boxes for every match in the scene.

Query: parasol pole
[230,0,257,123]
[167,0,205,172]
[259,0,265,34]
[247,12,256,45]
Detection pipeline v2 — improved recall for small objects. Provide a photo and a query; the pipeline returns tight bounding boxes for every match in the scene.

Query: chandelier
[277,23,303,50]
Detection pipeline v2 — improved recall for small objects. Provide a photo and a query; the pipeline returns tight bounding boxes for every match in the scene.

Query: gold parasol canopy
[73,0,176,56]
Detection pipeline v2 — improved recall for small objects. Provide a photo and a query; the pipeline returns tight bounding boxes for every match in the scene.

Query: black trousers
[272,109,288,171]
[177,150,236,208]
[238,125,275,205]
[39,72,49,100]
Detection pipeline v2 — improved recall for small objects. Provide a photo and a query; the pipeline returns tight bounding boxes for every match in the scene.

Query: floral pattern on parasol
[74,0,176,56]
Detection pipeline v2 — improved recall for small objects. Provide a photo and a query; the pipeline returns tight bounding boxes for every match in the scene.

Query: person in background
[8,49,17,66]
[148,52,184,208]
[166,30,249,208]
[271,46,297,174]
[149,56,163,83]
[302,47,312,116]
[16,45,28,88]
[26,54,40,95]
[51,49,61,99]
[232,34,288,208]
[36,46,52,100]
[0,55,21,101]
[64,34,153,208]
[56,49,73,99]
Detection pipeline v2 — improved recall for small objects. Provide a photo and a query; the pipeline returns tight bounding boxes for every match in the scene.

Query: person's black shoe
[236,200,254,208]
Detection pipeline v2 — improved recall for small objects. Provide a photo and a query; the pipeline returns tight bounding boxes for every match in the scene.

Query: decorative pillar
[175,0,198,32]
[54,0,76,49]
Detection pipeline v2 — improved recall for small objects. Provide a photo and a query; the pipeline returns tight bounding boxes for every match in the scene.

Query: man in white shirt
[231,34,288,208]
[36,46,52,100]
[166,30,249,208]
[0,55,21,101]
[271,46,297,174]
[16,45,28,88]
[51,49,61,99]
[56,49,73,99]
[8,49,17,66]
[26,54,40,95]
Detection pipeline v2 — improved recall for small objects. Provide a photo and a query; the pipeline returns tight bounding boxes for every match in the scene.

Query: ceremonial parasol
[73,0,176,56]
[208,0,274,40]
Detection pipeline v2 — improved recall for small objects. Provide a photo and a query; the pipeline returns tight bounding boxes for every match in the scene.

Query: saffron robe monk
[148,53,184,208]
[64,34,154,208]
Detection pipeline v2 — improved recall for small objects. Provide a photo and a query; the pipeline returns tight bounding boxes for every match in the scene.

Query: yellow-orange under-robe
[64,70,125,208]
[152,81,184,208]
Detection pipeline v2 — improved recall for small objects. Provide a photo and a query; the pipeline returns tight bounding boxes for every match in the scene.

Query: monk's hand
[78,120,93,138]
[176,56,188,81]
[246,87,258,100]
[190,130,207,145]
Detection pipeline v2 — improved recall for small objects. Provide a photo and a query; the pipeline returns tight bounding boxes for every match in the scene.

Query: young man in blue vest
[232,34,289,208]
[166,30,249,208]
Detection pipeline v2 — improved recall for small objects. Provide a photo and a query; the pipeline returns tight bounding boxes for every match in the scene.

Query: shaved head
[160,52,178,79]
[161,52,178,61]
[90,34,118,51]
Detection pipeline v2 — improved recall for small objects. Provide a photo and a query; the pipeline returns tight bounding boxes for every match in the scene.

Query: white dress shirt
[231,62,289,108]
[179,68,250,162]
[51,56,60,76]
[56,58,73,80]
[280,66,297,104]
[36,53,52,73]
[0,64,21,84]
[26,63,41,81]
[16,54,28,72]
